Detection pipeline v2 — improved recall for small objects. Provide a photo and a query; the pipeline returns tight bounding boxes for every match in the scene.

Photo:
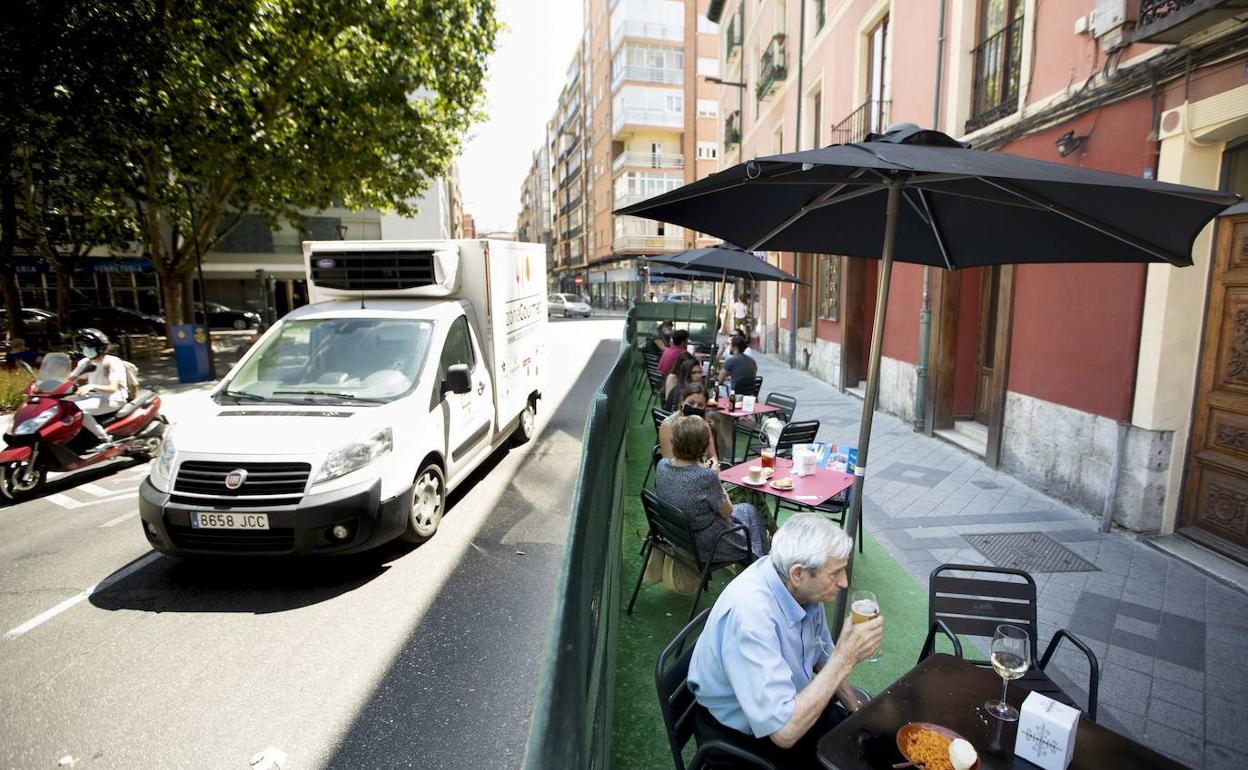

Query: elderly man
[687,514,883,767]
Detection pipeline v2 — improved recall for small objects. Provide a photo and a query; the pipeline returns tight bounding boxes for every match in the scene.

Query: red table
[707,401,784,461]
[719,457,853,506]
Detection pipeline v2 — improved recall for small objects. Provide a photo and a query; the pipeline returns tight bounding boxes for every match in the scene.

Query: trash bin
[171,324,213,383]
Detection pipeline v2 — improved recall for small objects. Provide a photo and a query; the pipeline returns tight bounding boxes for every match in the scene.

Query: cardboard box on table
[1015,691,1078,770]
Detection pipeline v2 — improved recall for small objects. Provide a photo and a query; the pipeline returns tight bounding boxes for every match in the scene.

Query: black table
[817,654,1185,770]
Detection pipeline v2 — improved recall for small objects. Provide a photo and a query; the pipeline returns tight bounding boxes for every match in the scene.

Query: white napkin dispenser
[792,446,818,477]
[1015,691,1078,770]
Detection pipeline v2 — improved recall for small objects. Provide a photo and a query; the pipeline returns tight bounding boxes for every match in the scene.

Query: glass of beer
[986,624,1030,721]
[760,447,776,469]
[851,589,881,663]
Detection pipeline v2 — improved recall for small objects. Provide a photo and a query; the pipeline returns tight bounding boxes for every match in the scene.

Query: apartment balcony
[611,20,683,52]
[1135,0,1248,43]
[613,192,660,210]
[966,16,1023,132]
[613,234,684,252]
[612,151,685,173]
[612,64,684,91]
[829,99,890,145]
[756,35,787,102]
[562,225,584,240]
[612,106,684,136]
[724,110,741,149]
[560,195,583,216]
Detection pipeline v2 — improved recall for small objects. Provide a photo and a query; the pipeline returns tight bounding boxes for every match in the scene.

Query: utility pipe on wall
[788,0,808,369]
[914,0,948,431]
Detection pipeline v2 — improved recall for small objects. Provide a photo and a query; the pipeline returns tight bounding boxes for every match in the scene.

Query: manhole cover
[961,532,1098,573]
[971,480,1001,490]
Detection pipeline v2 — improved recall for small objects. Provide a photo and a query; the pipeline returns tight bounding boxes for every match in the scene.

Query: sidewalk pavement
[748,351,1248,769]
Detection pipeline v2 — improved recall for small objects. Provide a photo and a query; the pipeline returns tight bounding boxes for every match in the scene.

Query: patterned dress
[655,459,769,563]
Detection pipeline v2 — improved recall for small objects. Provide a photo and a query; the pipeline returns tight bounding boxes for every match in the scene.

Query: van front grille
[310,250,436,291]
[174,461,310,497]
[167,525,296,553]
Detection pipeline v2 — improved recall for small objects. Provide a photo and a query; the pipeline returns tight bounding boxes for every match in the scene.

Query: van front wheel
[402,463,445,543]
[512,400,537,446]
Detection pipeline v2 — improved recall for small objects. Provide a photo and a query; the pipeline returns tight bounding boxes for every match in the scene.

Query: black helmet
[74,328,109,354]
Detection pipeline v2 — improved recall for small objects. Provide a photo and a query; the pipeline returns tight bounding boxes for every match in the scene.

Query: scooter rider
[68,328,127,449]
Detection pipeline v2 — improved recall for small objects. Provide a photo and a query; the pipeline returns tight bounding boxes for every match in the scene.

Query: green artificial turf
[609,381,938,769]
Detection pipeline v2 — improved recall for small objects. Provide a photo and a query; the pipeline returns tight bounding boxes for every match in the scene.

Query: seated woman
[662,352,695,405]
[663,356,705,412]
[656,415,769,563]
[660,384,718,464]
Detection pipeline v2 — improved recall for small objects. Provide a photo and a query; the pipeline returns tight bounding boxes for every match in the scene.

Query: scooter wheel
[0,461,46,502]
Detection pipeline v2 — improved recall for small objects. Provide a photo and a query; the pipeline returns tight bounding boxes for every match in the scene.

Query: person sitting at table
[647,322,671,356]
[658,329,689,377]
[717,334,757,392]
[660,384,718,464]
[656,415,769,563]
[687,514,883,769]
[664,355,704,411]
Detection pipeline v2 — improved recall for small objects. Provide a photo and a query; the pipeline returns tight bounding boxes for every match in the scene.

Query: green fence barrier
[630,301,718,346]
[523,335,634,770]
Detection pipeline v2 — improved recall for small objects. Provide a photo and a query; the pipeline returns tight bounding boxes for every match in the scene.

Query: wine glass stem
[999,676,1009,710]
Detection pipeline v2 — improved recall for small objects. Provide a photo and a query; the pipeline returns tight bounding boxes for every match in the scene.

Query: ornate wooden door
[974,267,1001,424]
[1182,213,1248,564]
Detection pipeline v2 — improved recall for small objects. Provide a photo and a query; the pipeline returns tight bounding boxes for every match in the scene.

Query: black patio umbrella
[617,124,1237,629]
[650,243,804,337]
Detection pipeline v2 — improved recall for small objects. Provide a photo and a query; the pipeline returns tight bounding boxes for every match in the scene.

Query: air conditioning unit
[1090,0,1137,51]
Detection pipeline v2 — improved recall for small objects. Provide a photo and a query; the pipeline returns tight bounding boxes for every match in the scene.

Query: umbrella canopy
[616,123,1237,635]
[651,243,806,283]
[617,125,1235,268]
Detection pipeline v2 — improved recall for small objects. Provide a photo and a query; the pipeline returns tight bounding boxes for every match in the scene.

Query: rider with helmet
[69,328,128,448]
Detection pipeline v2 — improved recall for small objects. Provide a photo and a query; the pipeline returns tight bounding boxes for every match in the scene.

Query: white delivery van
[138,239,546,555]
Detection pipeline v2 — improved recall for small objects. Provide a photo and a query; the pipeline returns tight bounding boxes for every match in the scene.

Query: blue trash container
[171,324,213,383]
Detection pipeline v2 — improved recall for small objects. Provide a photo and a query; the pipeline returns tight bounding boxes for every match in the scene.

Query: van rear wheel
[402,463,445,543]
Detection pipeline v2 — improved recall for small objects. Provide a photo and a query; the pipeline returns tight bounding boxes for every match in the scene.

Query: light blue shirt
[687,557,834,737]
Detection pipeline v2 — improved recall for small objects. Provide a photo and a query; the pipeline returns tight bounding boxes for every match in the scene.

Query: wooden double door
[1182,213,1248,564]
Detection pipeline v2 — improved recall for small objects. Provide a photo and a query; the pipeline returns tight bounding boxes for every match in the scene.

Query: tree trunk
[54,267,72,339]
[0,151,25,342]
[159,270,191,337]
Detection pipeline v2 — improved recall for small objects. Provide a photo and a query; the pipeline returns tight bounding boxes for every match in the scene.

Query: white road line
[77,483,115,497]
[43,490,136,510]
[46,493,83,509]
[99,511,139,528]
[5,551,161,639]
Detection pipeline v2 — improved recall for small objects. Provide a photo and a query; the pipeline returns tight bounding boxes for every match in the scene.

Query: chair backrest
[649,368,666,392]
[928,563,1039,666]
[734,375,763,397]
[656,607,713,770]
[653,408,672,435]
[774,419,820,456]
[641,489,702,564]
[763,392,797,422]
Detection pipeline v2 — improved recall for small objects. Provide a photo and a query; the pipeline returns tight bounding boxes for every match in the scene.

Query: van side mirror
[443,364,471,395]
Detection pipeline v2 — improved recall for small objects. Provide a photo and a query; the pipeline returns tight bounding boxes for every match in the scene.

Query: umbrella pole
[714,268,727,342]
[832,179,902,637]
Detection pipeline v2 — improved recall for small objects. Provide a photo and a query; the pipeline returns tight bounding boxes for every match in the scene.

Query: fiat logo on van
[316,258,336,269]
[224,469,248,490]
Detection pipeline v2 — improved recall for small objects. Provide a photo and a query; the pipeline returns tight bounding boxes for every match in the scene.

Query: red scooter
[0,352,167,500]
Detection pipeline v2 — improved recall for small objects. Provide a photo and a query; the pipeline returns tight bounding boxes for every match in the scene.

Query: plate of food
[769,477,794,491]
[896,723,979,770]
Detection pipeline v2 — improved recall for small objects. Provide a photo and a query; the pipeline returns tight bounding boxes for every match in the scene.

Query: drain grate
[961,532,1098,573]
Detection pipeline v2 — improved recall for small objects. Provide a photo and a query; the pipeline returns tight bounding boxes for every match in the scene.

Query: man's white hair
[770,513,852,580]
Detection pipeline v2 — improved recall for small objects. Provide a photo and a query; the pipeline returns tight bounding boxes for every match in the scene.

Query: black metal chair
[656,609,778,770]
[653,407,673,435]
[628,490,755,624]
[641,367,667,422]
[643,442,664,490]
[742,393,798,458]
[733,375,764,398]
[920,563,1101,721]
[772,419,820,458]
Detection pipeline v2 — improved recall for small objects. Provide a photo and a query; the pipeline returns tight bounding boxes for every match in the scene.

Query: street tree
[126,0,499,326]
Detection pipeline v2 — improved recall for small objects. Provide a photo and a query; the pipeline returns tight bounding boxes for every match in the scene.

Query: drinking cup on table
[747,465,764,484]
[851,589,882,663]
[760,448,776,469]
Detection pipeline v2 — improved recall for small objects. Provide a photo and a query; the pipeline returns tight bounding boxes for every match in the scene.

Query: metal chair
[772,419,820,458]
[656,609,778,770]
[643,442,664,490]
[919,563,1101,721]
[628,490,755,624]
[733,375,763,398]
[641,367,666,422]
[742,392,798,457]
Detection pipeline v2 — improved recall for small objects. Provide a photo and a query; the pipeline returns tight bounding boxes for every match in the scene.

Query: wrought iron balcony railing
[829,100,890,145]
[612,152,685,173]
[966,15,1023,132]
[756,35,787,102]
[725,11,743,61]
[1135,0,1248,44]
[724,110,742,149]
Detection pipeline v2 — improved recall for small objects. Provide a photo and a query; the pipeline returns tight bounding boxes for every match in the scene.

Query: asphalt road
[0,316,623,770]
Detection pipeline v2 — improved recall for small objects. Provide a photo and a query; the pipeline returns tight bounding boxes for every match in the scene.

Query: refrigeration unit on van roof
[304,241,462,299]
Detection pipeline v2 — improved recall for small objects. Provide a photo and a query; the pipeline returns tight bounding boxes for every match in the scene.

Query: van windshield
[221,318,434,404]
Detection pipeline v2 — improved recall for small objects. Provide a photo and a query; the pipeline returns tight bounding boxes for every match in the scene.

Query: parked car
[547,293,592,318]
[194,302,261,330]
[68,306,166,336]
[0,307,60,345]
[664,292,698,303]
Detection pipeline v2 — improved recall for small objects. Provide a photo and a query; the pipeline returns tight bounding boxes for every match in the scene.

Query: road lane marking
[45,490,138,510]
[5,551,161,639]
[77,482,115,497]
[46,493,82,509]
[99,511,139,528]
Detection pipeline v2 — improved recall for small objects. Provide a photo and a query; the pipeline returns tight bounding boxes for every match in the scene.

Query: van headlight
[315,428,393,484]
[150,433,176,491]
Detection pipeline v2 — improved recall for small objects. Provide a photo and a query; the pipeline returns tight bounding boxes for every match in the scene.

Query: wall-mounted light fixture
[1055,130,1089,157]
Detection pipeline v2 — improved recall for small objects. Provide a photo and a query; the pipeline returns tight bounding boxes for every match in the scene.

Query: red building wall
[1002,96,1153,421]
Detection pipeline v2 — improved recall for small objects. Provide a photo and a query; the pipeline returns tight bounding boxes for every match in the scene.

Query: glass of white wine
[986,624,1030,721]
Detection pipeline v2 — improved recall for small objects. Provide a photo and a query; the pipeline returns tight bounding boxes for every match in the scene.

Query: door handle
[477,382,485,395]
